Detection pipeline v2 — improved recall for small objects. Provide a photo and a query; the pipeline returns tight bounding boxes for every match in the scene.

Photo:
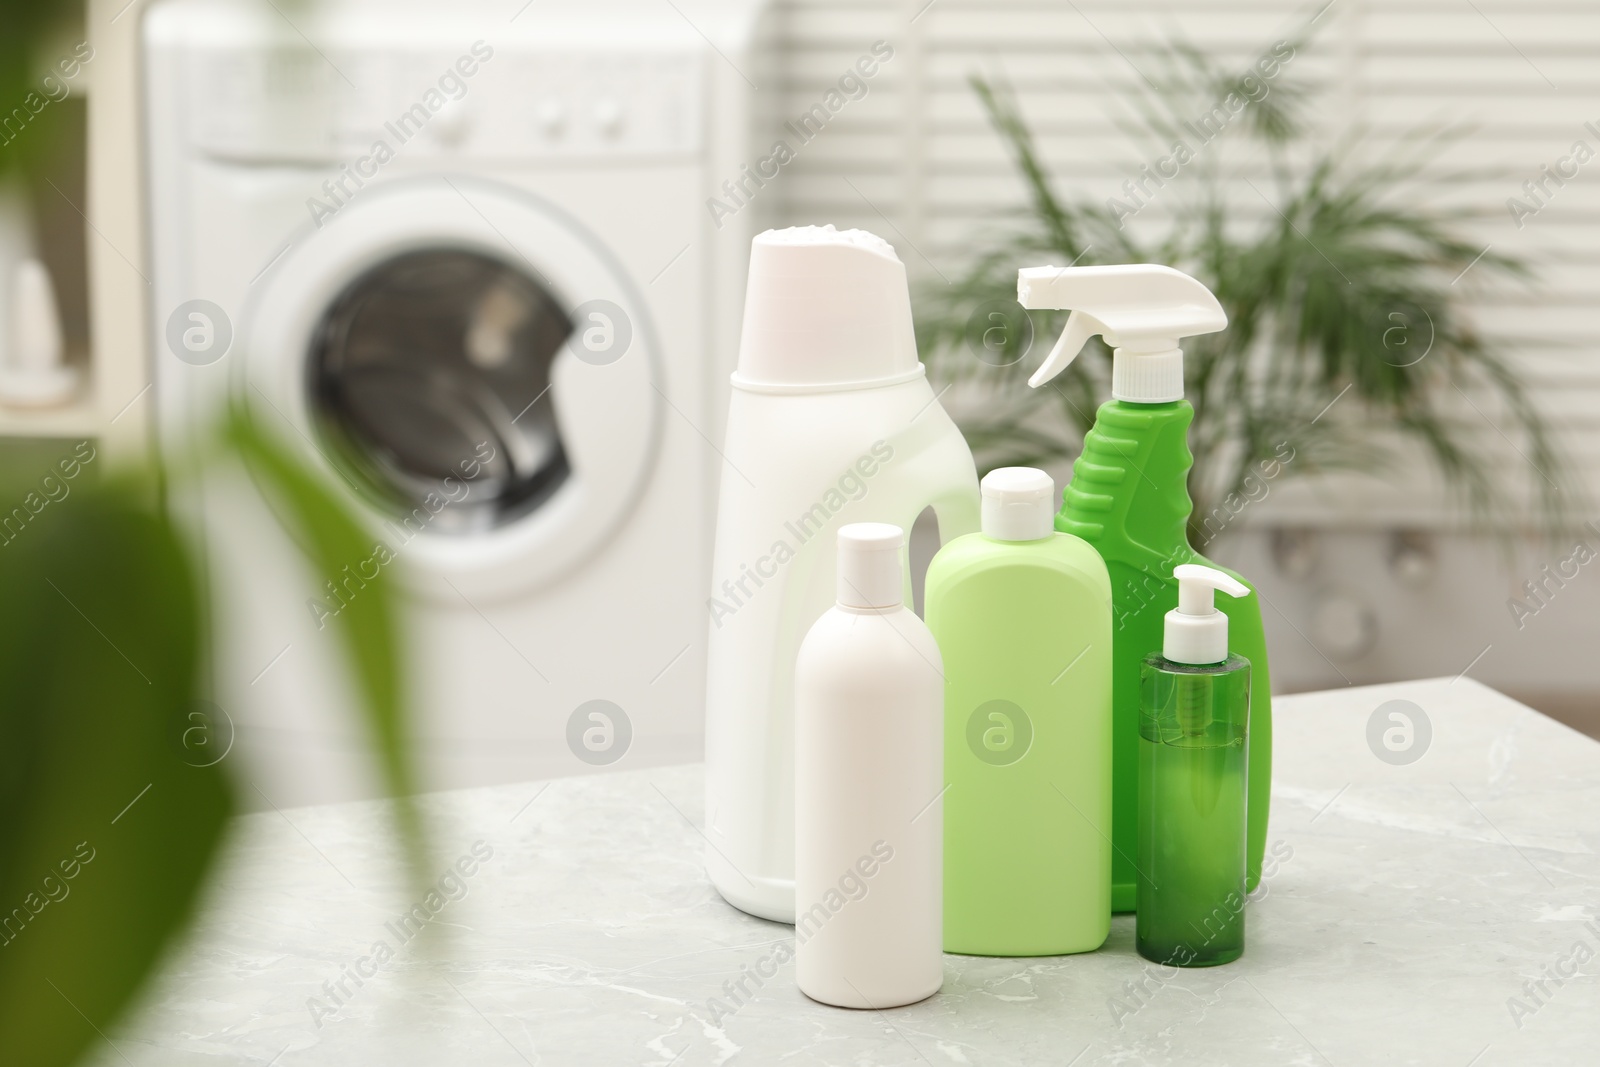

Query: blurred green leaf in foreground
[0,403,427,1067]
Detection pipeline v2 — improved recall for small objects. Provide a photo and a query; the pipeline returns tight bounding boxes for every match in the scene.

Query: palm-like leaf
[0,6,423,1063]
[918,38,1578,545]
[0,474,230,1067]
[222,403,429,890]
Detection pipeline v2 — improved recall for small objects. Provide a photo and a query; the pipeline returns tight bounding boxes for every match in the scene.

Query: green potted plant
[916,37,1576,546]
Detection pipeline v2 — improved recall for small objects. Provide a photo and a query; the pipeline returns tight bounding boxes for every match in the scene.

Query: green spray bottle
[1016,264,1272,913]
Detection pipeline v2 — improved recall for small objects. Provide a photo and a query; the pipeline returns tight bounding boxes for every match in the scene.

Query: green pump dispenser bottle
[1138,564,1252,967]
[1016,264,1273,914]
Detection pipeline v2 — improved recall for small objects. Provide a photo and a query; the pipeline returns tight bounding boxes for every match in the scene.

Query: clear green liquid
[1136,659,1249,967]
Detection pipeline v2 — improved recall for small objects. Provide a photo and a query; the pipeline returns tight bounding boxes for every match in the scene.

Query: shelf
[0,391,101,440]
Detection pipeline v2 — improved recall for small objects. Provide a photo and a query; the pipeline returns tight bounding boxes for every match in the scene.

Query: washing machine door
[239,177,660,603]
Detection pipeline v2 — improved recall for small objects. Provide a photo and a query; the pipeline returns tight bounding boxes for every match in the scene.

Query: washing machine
[142,0,771,805]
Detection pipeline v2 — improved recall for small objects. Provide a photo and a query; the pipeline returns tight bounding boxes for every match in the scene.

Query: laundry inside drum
[308,248,574,533]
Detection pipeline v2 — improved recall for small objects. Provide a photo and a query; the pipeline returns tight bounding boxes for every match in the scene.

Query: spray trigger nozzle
[1015,263,1227,402]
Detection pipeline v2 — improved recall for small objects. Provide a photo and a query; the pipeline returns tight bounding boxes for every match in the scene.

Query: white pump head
[1016,263,1226,403]
[1164,563,1249,665]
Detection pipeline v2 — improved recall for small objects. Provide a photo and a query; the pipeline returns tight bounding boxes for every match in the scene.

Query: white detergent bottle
[704,225,979,923]
[795,523,943,1008]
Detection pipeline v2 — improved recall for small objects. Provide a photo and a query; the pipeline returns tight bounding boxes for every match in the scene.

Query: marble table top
[89,677,1600,1066]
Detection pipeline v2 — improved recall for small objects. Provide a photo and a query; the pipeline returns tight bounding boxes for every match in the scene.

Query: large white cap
[835,522,904,609]
[732,226,923,394]
[981,467,1055,541]
[0,259,78,408]
[1016,263,1226,404]
[1164,563,1250,665]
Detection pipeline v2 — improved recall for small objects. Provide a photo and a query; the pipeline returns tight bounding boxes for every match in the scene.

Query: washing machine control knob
[537,97,566,137]
[593,98,625,138]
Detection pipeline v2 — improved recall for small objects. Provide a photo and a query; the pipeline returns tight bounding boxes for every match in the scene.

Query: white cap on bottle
[1164,563,1250,665]
[981,467,1055,541]
[835,522,904,609]
[732,225,924,394]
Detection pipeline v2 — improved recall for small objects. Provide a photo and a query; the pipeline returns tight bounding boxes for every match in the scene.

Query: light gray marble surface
[88,678,1600,1066]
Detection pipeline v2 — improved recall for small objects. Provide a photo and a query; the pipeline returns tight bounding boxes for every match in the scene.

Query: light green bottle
[927,467,1112,956]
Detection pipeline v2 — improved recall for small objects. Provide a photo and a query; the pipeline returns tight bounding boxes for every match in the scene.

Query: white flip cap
[836,522,904,609]
[732,225,923,394]
[1164,563,1250,665]
[981,467,1055,542]
[1015,263,1226,404]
